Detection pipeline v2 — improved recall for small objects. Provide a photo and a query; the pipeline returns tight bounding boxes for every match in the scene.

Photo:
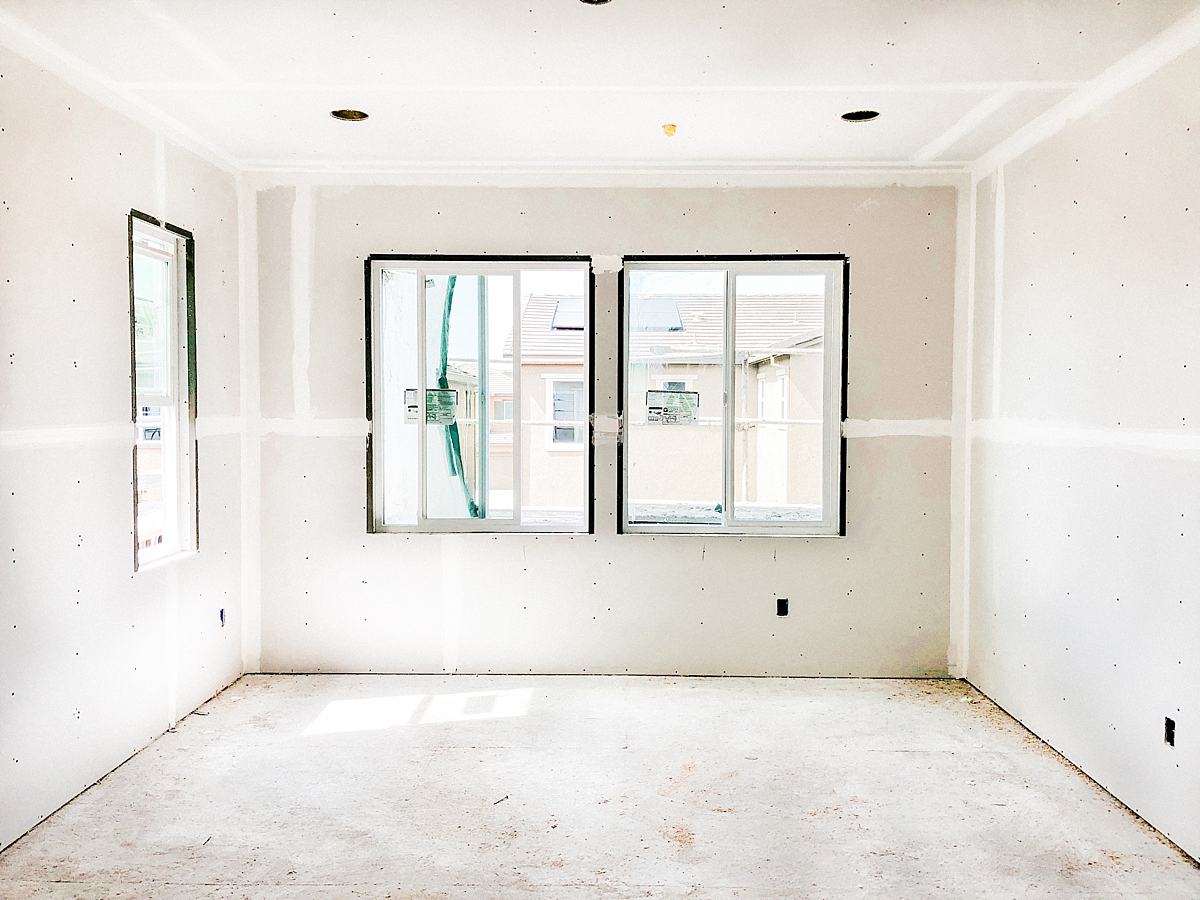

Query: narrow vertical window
[129,213,197,568]
[368,257,591,533]
[621,257,846,536]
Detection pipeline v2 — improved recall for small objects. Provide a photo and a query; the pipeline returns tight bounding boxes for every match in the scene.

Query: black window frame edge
[617,253,850,537]
[363,253,596,536]
[128,210,199,571]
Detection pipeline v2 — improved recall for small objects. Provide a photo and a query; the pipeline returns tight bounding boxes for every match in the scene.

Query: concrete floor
[2,676,1197,899]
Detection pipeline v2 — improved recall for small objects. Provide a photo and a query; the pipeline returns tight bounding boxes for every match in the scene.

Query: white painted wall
[253,183,958,678]
[967,45,1200,860]
[0,48,244,850]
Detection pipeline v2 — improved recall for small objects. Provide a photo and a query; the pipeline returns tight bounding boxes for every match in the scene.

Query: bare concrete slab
[1,676,1196,898]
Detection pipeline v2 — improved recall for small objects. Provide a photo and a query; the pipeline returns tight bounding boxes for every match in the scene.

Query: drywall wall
[0,48,243,850]
[967,46,1200,859]
[254,183,957,676]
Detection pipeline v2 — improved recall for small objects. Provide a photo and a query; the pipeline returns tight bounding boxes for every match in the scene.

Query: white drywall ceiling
[1,0,1195,171]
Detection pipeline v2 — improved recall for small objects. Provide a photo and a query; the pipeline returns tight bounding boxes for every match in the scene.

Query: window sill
[136,548,198,573]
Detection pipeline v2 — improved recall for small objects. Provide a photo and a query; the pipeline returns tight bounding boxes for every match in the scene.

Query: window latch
[590,412,623,444]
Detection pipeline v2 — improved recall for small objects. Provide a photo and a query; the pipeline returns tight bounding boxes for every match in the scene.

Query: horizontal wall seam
[843,419,953,438]
[0,423,132,448]
[261,417,369,437]
[972,418,1200,453]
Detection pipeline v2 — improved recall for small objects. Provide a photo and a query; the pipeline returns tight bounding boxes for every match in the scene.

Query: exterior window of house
[368,256,591,533]
[621,257,845,535]
[129,212,197,568]
[550,380,586,446]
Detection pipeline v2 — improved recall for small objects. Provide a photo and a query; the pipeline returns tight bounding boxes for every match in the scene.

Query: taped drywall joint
[591,255,622,274]
[291,184,314,419]
[591,412,623,443]
[841,418,953,439]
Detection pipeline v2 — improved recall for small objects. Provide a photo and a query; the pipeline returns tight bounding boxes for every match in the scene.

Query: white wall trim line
[842,419,953,439]
[972,6,1200,181]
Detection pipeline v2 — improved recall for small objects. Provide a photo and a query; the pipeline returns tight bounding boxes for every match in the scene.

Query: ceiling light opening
[331,109,369,122]
[662,123,677,137]
[579,0,612,4]
[841,110,880,122]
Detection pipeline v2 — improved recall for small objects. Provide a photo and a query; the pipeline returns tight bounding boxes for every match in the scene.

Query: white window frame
[620,257,846,537]
[367,256,592,533]
[130,213,197,569]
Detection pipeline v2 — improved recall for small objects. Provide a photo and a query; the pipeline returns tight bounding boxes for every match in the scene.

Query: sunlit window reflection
[302,694,424,735]
[302,688,534,735]
[419,688,533,724]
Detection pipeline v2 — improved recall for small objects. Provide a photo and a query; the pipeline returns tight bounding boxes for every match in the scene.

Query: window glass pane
[133,252,170,395]
[135,404,177,562]
[626,270,725,525]
[520,269,587,528]
[425,274,483,519]
[380,269,419,526]
[373,261,590,532]
[421,274,517,521]
[733,274,826,522]
[485,275,514,519]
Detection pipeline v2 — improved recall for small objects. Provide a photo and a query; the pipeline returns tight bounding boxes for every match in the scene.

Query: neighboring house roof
[443,361,514,395]
[503,295,586,363]
[506,292,824,365]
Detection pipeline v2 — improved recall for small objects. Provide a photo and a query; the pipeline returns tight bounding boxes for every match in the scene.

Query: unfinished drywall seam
[441,538,464,673]
[0,423,131,448]
[290,184,314,419]
[958,179,978,681]
[154,133,167,222]
[841,419,952,438]
[260,417,368,437]
[243,168,970,191]
[948,177,977,678]
[973,419,1200,454]
[972,6,1200,181]
[0,9,240,174]
[237,174,262,673]
[194,416,242,438]
[912,90,1015,163]
[165,566,179,727]
[991,168,1005,419]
